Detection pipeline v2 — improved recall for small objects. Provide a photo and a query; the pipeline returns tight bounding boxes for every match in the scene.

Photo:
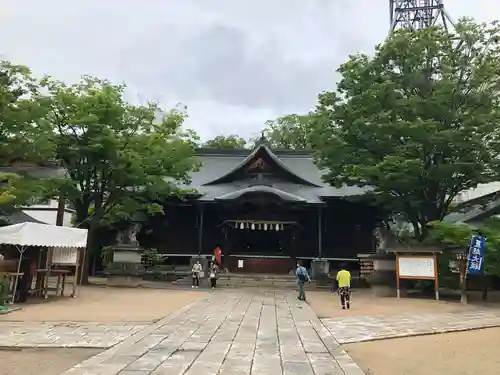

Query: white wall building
[454,182,500,204]
[22,199,74,227]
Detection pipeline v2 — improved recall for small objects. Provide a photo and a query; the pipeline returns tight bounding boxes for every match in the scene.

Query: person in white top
[191,261,202,288]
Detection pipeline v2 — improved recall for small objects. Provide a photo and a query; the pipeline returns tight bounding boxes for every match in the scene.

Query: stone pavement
[61,291,365,375]
[322,310,500,344]
[0,322,147,348]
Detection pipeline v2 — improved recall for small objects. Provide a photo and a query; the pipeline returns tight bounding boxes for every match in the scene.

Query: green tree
[0,61,52,208]
[428,220,500,278]
[258,114,316,150]
[202,135,247,149]
[314,21,500,240]
[37,76,199,280]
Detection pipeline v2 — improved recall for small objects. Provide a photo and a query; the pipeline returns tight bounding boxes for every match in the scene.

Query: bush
[0,274,9,306]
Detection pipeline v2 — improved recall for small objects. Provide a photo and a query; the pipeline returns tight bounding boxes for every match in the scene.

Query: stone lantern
[105,212,148,287]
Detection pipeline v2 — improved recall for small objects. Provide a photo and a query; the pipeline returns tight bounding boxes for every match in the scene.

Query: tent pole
[11,245,25,304]
[74,247,86,297]
[44,247,53,299]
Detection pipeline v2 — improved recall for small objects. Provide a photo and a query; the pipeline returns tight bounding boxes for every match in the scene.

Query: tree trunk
[79,221,100,285]
[482,274,488,301]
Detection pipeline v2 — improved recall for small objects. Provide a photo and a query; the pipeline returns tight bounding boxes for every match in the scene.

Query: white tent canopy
[0,222,88,303]
[0,222,88,248]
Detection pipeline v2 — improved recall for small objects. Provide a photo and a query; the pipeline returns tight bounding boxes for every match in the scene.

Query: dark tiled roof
[0,210,45,225]
[203,145,320,187]
[0,165,65,178]
[188,145,370,203]
[444,196,500,225]
[214,185,307,202]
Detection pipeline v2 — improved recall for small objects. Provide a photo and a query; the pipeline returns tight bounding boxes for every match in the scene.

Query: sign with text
[397,256,436,279]
[467,235,485,275]
[52,247,79,265]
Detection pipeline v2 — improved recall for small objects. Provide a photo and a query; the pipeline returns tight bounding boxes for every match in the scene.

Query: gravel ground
[0,348,101,375]
[344,327,500,375]
[0,286,207,374]
[0,285,207,322]
[306,290,478,318]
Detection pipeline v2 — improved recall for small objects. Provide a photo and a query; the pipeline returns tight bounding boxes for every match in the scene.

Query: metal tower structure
[389,0,455,32]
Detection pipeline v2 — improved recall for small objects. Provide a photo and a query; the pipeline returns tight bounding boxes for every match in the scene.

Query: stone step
[218,273,296,280]
[172,274,315,289]
[173,279,298,286]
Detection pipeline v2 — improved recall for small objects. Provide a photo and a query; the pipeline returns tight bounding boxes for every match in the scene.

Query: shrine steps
[173,273,314,289]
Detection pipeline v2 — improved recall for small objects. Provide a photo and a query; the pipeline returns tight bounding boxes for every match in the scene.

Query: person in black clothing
[209,262,218,289]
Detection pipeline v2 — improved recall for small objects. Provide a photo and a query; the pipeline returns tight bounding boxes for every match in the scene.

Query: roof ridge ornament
[202,134,320,187]
[255,131,267,147]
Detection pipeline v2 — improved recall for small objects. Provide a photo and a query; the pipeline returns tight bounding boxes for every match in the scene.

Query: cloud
[0,0,497,139]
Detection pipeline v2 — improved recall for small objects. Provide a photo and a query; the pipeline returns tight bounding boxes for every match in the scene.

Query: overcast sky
[1,1,498,140]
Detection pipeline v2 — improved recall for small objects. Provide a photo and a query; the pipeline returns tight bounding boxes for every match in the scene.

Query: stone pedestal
[311,258,330,284]
[105,245,145,288]
[366,252,397,297]
[107,274,143,288]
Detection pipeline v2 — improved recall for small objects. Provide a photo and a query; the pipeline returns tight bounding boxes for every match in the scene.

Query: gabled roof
[214,185,307,202]
[203,144,320,187]
[444,194,500,225]
[187,146,370,204]
[0,211,45,226]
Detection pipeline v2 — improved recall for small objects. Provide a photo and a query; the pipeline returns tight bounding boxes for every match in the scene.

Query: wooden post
[317,207,323,258]
[396,253,401,298]
[482,273,488,301]
[41,249,48,299]
[72,250,80,298]
[55,196,65,227]
[459,257,467,305]
[197,205,204,255]
[223,226,229,272]
[434,253,439,301]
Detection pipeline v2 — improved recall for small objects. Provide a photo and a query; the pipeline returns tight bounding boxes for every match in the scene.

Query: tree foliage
[202,135,247,149]
[314,21,500,239]
[35,76,199,276]
[259,114,316,150]
[0,61,52,208]
[38,76,199,225]
[428,220,500,277]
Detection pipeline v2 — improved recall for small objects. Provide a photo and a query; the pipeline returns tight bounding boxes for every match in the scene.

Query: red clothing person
[214,247,222,265]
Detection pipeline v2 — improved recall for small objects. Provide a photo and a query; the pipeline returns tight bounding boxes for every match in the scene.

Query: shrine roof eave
[202,144,320,187]
[385,246,444,254]
[211,185,307,203]
[0,210,46,225]
[318,185,373,199]
[444,194,500,224]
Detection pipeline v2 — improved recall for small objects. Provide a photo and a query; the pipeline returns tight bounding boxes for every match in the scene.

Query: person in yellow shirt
[336,264,352,309]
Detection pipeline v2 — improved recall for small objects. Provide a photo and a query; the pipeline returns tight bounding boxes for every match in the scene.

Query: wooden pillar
[197,205,205,255]
[459,257,468,304]
[223,226,229,271]
[56,196,65,226]
[317,207,323,258]
[396,253,401,298]
[434,253,440,301]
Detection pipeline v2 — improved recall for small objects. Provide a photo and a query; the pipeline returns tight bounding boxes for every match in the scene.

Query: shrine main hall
[154,140,379,274]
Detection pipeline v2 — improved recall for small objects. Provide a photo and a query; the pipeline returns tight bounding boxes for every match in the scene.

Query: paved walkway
[4,290,500,375]
[322,309,500,344]
[0,323,147,348]
[62,291,364,375]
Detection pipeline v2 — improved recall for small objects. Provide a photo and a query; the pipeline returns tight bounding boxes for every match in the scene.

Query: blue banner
[467,235,485,275]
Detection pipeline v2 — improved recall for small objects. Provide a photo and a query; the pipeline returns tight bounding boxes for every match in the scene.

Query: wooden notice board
[50,247,81,298]
[396,254,439,300]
